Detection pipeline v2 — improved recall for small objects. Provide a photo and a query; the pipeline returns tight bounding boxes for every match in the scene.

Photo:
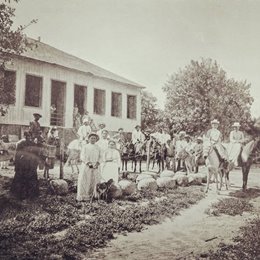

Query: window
[74,84,87,115]
[111,92,122,117]
[127,95,136,119]
[1,70,16,105]
[94,88,105,115]
[24,74,43,107]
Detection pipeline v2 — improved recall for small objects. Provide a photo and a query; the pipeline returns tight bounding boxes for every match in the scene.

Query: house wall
[1,58,141,133]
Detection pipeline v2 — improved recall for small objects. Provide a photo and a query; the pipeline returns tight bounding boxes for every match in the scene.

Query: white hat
[232,122,240,127]
[211,119,220,124]
[197,137,203,141]
[83,118,89,123]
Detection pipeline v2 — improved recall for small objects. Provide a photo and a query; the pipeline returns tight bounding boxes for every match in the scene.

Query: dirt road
[87,168,260,260]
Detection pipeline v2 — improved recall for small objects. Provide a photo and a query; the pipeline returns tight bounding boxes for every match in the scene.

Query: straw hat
[211,119,220,125]
[33,113,42,118]
[88,133,99,140]
[232,122,240,127]
[83,118,89,123]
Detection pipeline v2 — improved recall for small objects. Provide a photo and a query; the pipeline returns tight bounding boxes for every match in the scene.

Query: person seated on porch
[228,122,244,167]
[29,113,43,144]
[131,125,145,145]
[77,118,92,146]
[101,139,121,184]
[206,119,228,163]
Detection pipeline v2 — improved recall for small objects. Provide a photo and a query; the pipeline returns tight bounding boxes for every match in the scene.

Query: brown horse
[239,137,260,191]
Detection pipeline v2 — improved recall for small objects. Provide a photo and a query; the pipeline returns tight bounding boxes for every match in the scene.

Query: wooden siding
[1,57,141,132]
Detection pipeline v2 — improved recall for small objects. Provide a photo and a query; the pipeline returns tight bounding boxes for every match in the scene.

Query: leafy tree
[141,90,164,131]
[0,0,36,108]
[163,58,253,139]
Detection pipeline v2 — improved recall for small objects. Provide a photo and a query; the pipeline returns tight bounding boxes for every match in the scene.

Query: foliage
[207,197,253,216]
[163,58,254,138]
[0,177,204,259]
[0,0,37,106]
[209,217,260,260]
[141,90,164,131]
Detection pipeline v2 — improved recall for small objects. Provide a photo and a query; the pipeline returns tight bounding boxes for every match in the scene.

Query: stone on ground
[108,184,123,199]
[136,174,154,183]
[49,179,69,195]
[196,172,207,183]
[188,174,203,185]
[156,177,176,189]
[160,170,175,178]
[118,180,136,196]
[137,178,158,191]
[173,175,189,186]
[141,171,158,178]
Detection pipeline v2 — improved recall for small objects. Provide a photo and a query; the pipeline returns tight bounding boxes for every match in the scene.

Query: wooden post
[59,138,64,179]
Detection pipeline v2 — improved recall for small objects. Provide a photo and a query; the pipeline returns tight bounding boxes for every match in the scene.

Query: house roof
[21,38,145,89]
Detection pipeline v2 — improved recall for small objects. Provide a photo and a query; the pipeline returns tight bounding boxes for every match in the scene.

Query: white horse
[203,137,229,193]
[65,139,86,173]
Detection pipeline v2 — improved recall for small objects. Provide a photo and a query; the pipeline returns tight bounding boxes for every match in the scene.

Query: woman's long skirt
[101,162,119,184]
[77,164,101,201]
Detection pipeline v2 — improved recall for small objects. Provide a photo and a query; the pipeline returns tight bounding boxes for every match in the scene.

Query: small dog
[96,179,114,203]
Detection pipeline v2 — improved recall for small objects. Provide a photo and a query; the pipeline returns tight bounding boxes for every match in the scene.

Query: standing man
[29,113,43,144]
[77,118,92,145]
[113,128,125,150]
[131,125,145,144]
[206,119,228,162]
[228,122,244,166]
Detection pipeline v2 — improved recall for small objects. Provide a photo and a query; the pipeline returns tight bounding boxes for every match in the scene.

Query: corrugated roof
[21,38,145,89]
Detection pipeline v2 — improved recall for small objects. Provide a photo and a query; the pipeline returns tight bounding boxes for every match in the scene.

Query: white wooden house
[0,39,144,138]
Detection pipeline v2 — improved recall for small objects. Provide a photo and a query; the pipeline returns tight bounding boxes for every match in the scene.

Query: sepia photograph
[0,0,260,259]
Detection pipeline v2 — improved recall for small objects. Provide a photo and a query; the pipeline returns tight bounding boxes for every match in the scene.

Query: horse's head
[202,136,211,160]
[176,148,188,160]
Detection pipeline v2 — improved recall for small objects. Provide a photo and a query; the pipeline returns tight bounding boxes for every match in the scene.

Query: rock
[118,180,136,196]
[135,174,154,183]
[156,177,176,189]
[141,171,158,178]
[108,184,123,199]
[137,178,158,191]
[197,172,207,183]
[188,174,203,185]
[160,170,175,178]
[49,179,69,195]
[173,175,189,186]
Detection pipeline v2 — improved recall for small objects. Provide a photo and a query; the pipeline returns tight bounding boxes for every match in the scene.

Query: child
[0,135,9,169]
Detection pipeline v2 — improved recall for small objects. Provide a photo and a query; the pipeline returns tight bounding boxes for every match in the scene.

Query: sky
[12,0,260,117]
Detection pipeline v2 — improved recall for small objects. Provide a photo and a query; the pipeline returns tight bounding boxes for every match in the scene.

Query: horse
[64,139,84,174]
[128,141,146,173]
[118,141,130,172]
[149,140,166,173]
[238,137,260,191]
[175,147,195,174]
[203,138,230,193]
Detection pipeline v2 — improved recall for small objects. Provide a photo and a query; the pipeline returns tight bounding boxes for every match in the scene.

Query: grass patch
[0,178,204,259]
[229,188,260,200]
[209,217,260,260]
[207,198,253,216]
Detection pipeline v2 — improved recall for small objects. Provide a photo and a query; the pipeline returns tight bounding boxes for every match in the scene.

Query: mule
[128,141,145,173]
[175,148,195,174]
[239,137,260,191]
[203,138,230,193]
[149,140,166,173]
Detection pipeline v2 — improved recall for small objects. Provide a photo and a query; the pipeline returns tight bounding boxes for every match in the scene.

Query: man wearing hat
[175,131,188,171]
[77,118,92,144]
[131,125,145,144]
[113,128,125,150]
[228,122,244,166]
[206,119,228,162]
[29,113,43,143]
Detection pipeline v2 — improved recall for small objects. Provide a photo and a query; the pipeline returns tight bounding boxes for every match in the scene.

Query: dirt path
[87,169,260,260]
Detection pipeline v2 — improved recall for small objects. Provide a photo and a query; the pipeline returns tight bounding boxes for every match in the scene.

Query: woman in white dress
[101,140,121,184]
[77,133,102,202]
[228,122,244,166]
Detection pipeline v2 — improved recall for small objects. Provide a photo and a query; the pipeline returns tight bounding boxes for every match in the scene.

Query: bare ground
[87,168,260,260]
